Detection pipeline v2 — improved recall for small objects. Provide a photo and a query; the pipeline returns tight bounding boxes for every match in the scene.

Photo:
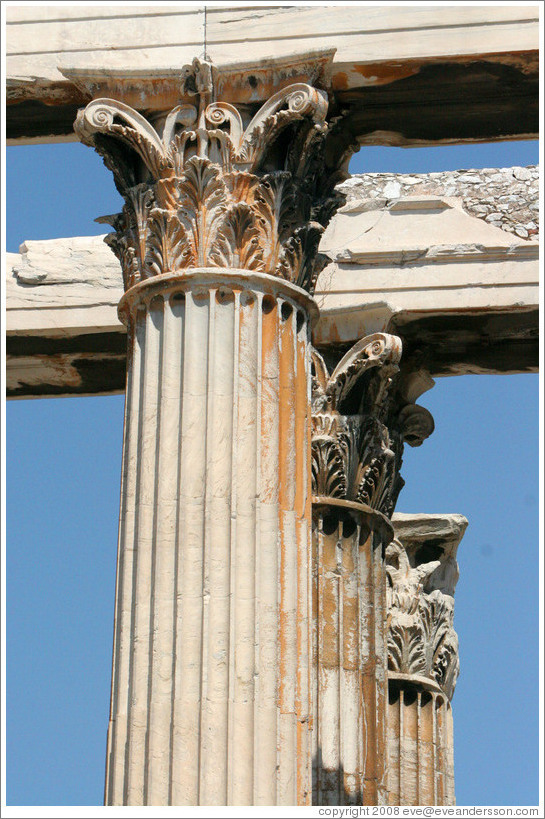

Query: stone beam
[6,5,538,145]
[6,236,126,399]
[6,169,538,398]
[315,169,539,377]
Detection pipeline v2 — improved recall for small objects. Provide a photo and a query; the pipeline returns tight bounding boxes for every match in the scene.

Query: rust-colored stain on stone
[295,319,312,804]
[331,71,349,91]
[260,297,279,504]
[312,507,389,805]
[352,62,421,86]
[331,51,538,95]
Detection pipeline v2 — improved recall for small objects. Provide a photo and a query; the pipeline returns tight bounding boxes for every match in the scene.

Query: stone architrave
[73,56,352,806]
[386,514,468,806]
[310,334,435,804]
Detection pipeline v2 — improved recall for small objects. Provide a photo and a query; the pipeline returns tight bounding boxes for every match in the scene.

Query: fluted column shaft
[105,269,315,806]
[311,500,393,806]
[387,676,455,806]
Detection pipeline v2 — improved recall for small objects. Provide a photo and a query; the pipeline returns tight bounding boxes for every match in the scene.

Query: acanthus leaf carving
[209,202,263,270]
[95,183,155,289]
[74,59,344,293]
[326,334,402,410]
[312,336,406,516]
[311,336,435,517]
[277,223,325,291]
[76,98,171,179]
[146,208,192,276]
[248,171,299,272]
[237,83,328,171]
[385,538,459,700]
[174,156,228,267]
[311,413,348,499]
[204,102,244,151]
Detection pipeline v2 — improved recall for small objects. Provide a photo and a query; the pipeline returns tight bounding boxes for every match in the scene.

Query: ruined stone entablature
[338,166,539,241]
[311,334,435,517]
[386,514,468,701]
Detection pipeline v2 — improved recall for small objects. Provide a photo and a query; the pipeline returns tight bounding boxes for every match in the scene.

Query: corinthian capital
[74,58,345,293]
[311,335,434,516]
[386,514,468,700]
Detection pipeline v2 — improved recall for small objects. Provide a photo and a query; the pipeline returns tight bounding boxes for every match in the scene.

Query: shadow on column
[313,748,365,806]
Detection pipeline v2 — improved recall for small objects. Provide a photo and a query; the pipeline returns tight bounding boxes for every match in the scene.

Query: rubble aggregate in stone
[339,166,539,241]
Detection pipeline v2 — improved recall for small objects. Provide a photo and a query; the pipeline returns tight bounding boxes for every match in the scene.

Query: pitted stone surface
[339,166,539,241]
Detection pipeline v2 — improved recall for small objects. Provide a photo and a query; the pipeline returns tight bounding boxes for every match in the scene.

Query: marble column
[74,57,347,806]
[309,337,435,805]
[386,514,467,806]
[311,501,391,805]
[107,271,314,806]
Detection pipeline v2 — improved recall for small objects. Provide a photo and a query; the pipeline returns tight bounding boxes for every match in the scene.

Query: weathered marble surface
[6,6,538,144]
[388,513,468,699]
[107,270,315,805]
[315,191,538,341]
[7,6,537,95]
[84,57,331,806]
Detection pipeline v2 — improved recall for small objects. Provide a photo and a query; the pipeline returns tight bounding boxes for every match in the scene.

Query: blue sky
[5,138,540,808]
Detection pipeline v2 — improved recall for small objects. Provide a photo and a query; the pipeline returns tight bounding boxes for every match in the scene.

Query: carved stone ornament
[385,538,459,700]
[74,58,346,293]
[311,334,435,517]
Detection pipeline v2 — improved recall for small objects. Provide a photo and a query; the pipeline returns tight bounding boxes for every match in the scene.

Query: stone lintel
[6,6,538,144]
